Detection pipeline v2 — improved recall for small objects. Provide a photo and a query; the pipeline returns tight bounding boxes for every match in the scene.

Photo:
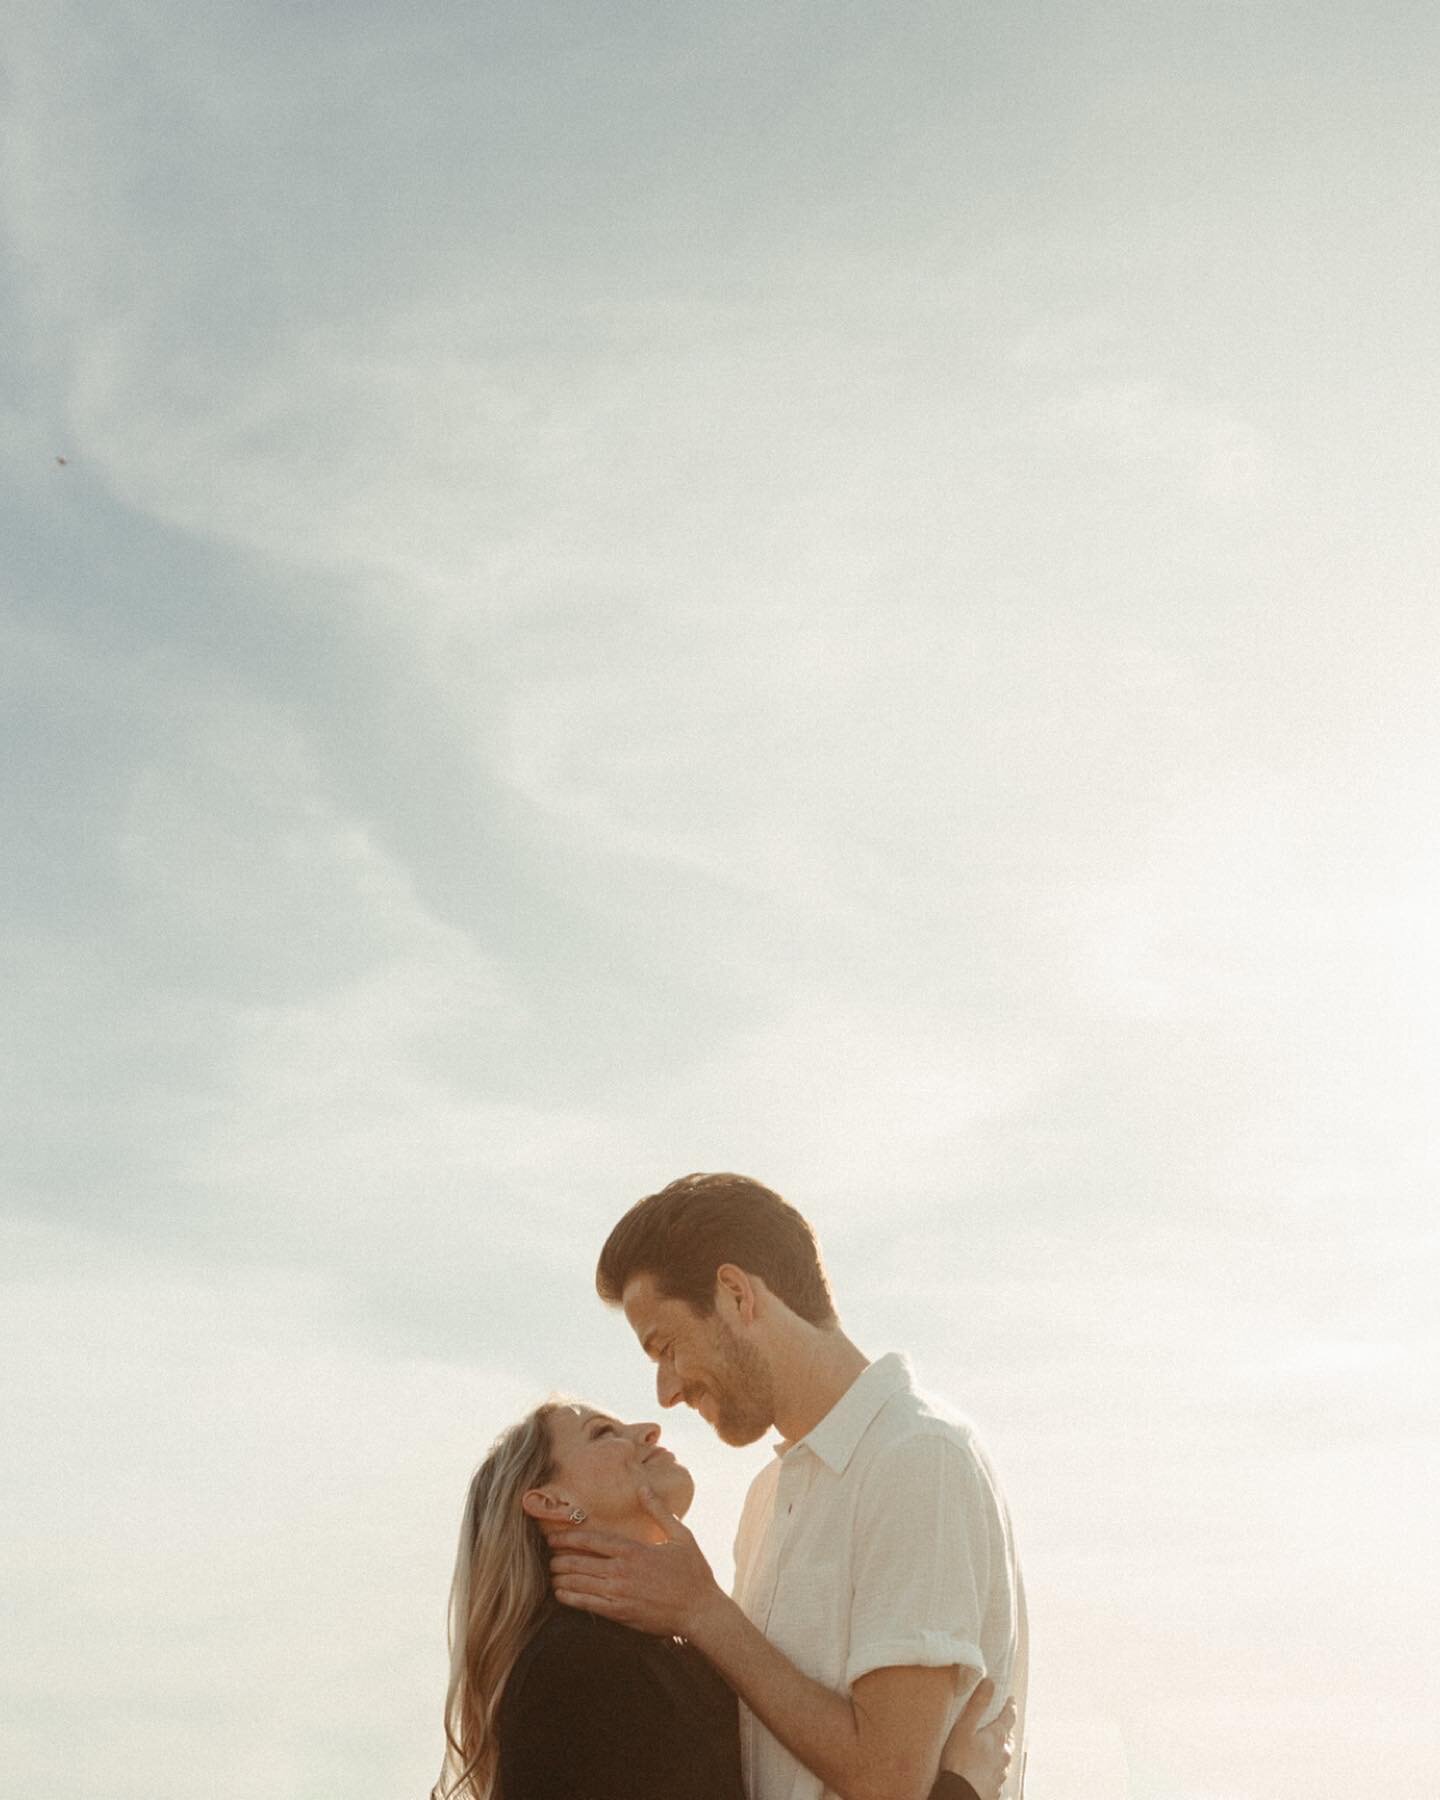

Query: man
[551,1172,1028,1800]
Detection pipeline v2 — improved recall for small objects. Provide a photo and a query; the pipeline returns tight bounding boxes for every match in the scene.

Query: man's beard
[697,1320,776,1446]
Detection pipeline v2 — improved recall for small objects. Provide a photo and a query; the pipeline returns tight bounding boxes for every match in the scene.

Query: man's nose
[656,1364,683,1409]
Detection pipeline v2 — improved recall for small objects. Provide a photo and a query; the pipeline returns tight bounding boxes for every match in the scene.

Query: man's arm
[551,1490,967,1800]
[692,1593,960,1800]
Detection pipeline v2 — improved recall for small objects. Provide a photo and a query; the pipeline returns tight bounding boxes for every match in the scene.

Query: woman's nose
[632,1420,661,1447]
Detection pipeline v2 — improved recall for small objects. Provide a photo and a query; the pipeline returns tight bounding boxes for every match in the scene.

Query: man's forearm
[689,1595,934,1800]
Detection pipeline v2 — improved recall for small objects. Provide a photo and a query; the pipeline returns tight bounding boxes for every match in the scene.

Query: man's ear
[714,1263,759,1323]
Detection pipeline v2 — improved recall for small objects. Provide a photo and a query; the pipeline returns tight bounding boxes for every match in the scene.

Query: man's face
[622,1271,776,1447]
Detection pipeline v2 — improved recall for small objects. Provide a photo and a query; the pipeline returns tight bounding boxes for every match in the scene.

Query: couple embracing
[434,1172,1028,1800]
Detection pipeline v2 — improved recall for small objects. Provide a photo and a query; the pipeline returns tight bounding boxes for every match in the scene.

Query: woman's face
[525,1403,695,1544]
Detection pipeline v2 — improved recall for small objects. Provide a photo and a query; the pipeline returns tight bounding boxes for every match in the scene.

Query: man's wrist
[683,1586,742,1655]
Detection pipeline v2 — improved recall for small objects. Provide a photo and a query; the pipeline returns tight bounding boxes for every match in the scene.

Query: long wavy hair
[432,1402,563,1800]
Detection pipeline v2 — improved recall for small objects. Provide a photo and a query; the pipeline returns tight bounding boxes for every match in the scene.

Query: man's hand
[941,1679,1017,1800]
[550,1488,731,1641]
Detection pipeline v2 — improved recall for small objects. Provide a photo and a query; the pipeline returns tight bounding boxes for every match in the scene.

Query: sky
[2,2,1437,1796]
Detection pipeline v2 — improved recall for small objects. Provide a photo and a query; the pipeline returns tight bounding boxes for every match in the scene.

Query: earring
[567,1506,587,1524]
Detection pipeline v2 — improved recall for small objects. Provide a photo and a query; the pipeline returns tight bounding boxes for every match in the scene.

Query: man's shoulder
[867,1371,985,1458]
[852,1377,1011,1504]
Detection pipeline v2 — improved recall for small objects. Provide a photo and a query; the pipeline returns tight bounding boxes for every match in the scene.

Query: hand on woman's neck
[543,1512,665,1554]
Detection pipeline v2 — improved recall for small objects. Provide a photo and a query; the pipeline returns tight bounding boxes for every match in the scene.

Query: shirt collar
[782,1351,914,1477]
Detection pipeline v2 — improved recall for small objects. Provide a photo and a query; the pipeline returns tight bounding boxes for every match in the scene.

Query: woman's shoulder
[498,1606,744,1800]
[503,1604,652,1711]
[517,1600,644,1661]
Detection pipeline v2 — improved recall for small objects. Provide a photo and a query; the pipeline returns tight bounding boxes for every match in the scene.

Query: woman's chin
[655,1462,696,1519]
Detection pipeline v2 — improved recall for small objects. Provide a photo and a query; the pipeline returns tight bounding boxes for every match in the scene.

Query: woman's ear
[522,1487,573,1526]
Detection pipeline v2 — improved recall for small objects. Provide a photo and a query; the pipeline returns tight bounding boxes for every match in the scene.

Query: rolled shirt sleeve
[844,1429,1003,1688]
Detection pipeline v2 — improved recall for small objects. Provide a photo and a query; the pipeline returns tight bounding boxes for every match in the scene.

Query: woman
[433,1399,1015,1800]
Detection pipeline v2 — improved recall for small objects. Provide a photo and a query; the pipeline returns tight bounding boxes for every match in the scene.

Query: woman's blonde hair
[432,1402,563,1800]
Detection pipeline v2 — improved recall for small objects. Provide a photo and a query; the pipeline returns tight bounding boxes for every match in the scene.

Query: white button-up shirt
[731,1353,1028,1800]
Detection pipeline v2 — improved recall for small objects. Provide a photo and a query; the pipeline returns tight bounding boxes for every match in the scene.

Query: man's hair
[596,1172,837,1325]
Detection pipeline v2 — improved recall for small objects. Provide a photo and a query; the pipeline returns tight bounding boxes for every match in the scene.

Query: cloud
[1028,377,1272,500]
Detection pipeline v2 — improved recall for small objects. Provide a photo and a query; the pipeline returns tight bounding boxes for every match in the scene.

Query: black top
[497,1604,745,1800]
[496,1603,982,1800]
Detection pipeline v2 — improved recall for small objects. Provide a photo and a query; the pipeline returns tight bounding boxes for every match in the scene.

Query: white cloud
[1027,378,1271,500]
[1059,773,1335,1020]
